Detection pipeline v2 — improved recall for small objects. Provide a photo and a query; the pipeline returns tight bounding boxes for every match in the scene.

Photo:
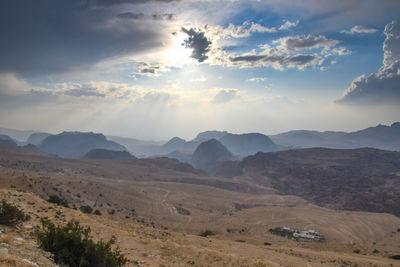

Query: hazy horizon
[1,0,399,140]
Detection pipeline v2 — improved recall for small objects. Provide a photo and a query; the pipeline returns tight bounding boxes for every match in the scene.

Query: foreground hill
[83,149,136,160]
[39,132,126,158]
[216,147,400,216]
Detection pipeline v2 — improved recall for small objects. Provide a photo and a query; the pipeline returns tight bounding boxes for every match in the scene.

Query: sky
[0,0,400,140]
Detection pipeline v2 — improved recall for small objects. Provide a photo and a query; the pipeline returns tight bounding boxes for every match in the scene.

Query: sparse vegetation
[0,200,30,226]
[35,218,127,267]
[79,205,93,214]
[175,206,191,215]
[108,209,115,215]
[199,230,216,237]
[353,249,361,254]
[93,209,102,216]
[47,194,68,207]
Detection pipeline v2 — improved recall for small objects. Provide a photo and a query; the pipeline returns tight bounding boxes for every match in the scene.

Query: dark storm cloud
[117,12,145,19]
[230,55,266,62]
[181,28,212,63]
[87,0,179,6]
[229,53,320,70]
[117,12,174,20]
[0,0,168,75]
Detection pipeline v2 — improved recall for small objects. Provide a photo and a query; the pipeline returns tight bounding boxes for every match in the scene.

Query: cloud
[341,25,378,34]
[246,77,268,82]
[273,35,340,52]
[212,89,239,104]
[279,20,299,30]
[206,21,276,40]
[383,21,400,67]
[131,62,169,78]
[117,12,175,21]
[88,0,180,6]
[0,73,30,94]
[336,21,400,105]
[182,27,212,63]
[190,75,207,82]
[0,0,170,75]
[117,12,145,20]
[228,45,323,70]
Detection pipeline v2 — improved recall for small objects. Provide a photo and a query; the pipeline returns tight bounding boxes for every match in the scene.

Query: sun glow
[165,32,194,67]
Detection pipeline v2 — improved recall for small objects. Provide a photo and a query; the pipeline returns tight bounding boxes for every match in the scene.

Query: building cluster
[269,226,325,242]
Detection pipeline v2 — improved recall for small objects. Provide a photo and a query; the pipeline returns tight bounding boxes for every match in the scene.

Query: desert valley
[0,123,400,266]
[1,1,400,266]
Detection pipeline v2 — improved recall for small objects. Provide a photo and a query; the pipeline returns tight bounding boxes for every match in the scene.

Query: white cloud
[206,21,276,40]
[336,21,400,105]
[279,20,299,30]
[341,25,378,34]
[212,89,240,104]
[190,75,207,82]
[0,73,30,94]
[246,77,268,82]
[383,21,400,67]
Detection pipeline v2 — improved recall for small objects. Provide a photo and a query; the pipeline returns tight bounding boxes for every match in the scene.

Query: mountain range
[0,122,399,160]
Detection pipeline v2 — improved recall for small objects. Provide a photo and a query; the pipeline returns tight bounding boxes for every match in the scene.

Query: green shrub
[80,205,93,214]
[35,218,127,267]
[0,200,30,226]
[47,195,69,207]
[93,209,102,216]
[199,230,216,237]
[175,206,191,216]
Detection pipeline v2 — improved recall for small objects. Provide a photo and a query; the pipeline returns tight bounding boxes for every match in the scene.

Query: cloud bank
[336,21,400,105]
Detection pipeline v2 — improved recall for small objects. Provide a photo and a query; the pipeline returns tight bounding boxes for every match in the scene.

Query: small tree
[80,205,93,214]
[0,200,30,226]
[47,195,69,208]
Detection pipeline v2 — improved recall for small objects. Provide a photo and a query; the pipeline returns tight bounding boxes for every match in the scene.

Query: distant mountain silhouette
[191,139,234,172]
[0,134,17,147]
[166,150,192,164]
[0,127,36,142]
[193,130,229,142]
[215,147,400,216]
[84,149,135,160]
[270,122,400,151]
[26,132,51,146]
[162,137,187,152]
[39,132,126,158]
[107,135,163,157]
[160,131,280,159]
[219,133,280,155]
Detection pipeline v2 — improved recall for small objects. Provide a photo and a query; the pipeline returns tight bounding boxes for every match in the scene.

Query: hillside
[83,149,136,160]
[25,132,51,146]
[271,122,400,151]
[216,147,400,216]
[191,139,234,172]
[0,135,17,147]
[38,132,126,158]
[0,145,400,266]
[220,133,280,155]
